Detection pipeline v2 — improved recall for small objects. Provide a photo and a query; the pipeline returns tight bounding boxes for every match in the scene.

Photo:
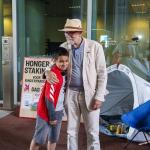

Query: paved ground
[0,108,149,150]
[0,110,12,119]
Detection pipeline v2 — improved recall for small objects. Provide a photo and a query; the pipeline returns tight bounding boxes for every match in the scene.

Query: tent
[100,64,150,141]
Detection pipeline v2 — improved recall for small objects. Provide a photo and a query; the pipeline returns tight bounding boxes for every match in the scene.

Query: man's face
[64,31,82,48]
[55,56,69,71]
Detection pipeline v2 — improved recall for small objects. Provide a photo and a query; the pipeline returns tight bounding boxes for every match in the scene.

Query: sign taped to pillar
[19,57,52,118]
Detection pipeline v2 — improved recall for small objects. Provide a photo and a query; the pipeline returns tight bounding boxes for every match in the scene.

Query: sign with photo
[19,57,52,118]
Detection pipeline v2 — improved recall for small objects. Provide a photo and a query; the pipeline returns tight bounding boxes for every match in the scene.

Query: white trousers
[65,89,101,150]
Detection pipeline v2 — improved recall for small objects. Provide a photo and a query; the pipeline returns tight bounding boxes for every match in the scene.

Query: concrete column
[12,0,18,105]
[91,0,97,40]
[87,0,92,39]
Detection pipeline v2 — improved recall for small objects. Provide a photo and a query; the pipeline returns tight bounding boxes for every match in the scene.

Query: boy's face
[55,56,69,71]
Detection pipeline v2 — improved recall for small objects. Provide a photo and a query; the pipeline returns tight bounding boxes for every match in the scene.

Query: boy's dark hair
[54,47,69,59]
[42,47,69,79]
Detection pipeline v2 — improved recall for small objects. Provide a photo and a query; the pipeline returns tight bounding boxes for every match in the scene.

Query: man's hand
[49,120,57,125]
[91,99,103,110]
[45,70,59,84]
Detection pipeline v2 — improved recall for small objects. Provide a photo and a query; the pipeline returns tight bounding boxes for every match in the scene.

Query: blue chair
[121,100,150,149]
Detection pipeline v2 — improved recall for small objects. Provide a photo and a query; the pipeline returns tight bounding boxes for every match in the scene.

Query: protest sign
[19,57,52,118]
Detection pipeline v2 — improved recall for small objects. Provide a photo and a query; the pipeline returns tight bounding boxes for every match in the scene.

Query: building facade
[0,0,150,108]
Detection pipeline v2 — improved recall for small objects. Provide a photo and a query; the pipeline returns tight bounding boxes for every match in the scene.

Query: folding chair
[121,100,150,149]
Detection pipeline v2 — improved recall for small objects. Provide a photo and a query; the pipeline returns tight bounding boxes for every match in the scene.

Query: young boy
[30,47,69,150]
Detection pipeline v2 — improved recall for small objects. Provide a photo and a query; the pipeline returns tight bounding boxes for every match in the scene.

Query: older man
[46,18,107,150]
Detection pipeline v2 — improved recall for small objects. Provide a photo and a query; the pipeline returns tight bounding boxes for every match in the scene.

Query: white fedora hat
[58,18,83,32]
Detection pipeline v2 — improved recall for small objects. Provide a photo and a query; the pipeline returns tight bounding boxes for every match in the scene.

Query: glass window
[3,0,12,36]
[17,0,87,90]
[92,0,150,81]
[0,0,12,100]
[24,0,87,56]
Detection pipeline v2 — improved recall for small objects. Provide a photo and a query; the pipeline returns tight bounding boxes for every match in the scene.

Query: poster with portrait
[19,57,52,118]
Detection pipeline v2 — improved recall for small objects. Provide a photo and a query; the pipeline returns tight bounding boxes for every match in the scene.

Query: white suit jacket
[61,38,107,111]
